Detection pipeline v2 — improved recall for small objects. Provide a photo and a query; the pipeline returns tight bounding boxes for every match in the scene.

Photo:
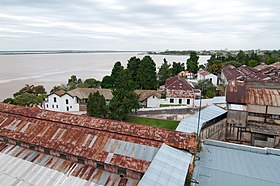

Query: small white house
[136,90,161,108]
[197,69,218,85]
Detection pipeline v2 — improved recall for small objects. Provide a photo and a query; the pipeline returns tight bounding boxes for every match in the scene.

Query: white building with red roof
[197,69,218,85]
[161,76,195,106]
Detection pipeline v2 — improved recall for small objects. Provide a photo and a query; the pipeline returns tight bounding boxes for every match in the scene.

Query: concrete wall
[227,110,247,127]
[44,94,79,112]
[147,96,160,108]
[160,97,193,107]
[194,98,213,107]
[201,119,227,141]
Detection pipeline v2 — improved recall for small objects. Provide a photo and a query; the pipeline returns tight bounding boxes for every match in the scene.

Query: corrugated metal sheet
[226,80,280,106]
[138,144,192,186]
[0,103,197,152]
[192,140,280,186]
[0,111,155,173]
[176,105,227,133]
[0,143,139,185]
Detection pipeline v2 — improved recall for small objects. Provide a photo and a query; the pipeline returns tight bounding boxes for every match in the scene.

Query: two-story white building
[160,76,196,107]
[197,69,218,85]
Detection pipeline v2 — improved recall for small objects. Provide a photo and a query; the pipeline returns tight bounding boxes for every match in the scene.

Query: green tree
[158,58,172,86]
[111,61,124,84]
[236,50,246,63]
[207,60,224,75]
[171,62,185,76]
[108,69,139,121]
[101,75,114,88]
[13,93,43,106]
[87,92,107,118]
[127,57,140,83]
[247,60,259,67]
[32,85,46,95]
[50,85,67,94]
[84,78,100,88]
[195,80,217,99]
[136,56,157,89]
[187,51,199,73]
[3,98,14,104]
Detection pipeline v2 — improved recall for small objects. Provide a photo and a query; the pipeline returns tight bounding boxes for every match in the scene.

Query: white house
[44,92,80,112]
[44,88,162,112]
[197,69,218,85]
[136,90,161,108]
[161,76,196,107]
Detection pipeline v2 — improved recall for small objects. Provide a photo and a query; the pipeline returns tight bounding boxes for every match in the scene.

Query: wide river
[0,53,210,100]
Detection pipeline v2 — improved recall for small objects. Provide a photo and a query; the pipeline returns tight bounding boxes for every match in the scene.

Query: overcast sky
[0,0,279,50]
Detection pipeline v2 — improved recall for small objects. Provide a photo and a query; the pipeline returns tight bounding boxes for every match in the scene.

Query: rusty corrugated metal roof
[0,142,139,185]
[0,103,197,151]
[0,103,197,178]
[226,80,280,106]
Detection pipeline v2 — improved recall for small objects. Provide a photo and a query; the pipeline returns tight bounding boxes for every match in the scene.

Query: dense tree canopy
[108,69,139,121]
[84,78,100,88]
[195,80,217,99]
[14,84,46,97]
[127,56,140,83]
[136,56,157,90]
[171,62,185,76]
[87,92,107,118]
[158,58,172,86]
[101,61,124,88]
[187,51,199,73]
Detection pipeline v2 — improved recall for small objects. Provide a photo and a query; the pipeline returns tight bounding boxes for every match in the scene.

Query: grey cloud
[0,0,279,50]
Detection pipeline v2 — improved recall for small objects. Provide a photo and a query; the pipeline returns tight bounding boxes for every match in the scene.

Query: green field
[125,116,179,130]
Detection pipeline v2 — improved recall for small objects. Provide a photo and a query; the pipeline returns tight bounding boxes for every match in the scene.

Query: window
[209,78,212,82]
[96,161,104,169]
[118,167,126,175]
[52,105,54,108]
[44,148,50,155]
[46,104,48,108]
[66,106,69,111]
[56,105,58,108]
[3,137,8,143]
[54,97,57,102]
[66,99,69,104]
[153,95,155,98]
[16,141,21,146]
[70,106,72,108]
[179,99,182,104]
[29,144,35,150]
[77,157,85,164]
[170,99,174,103]
[187,99,190,104]
[60,153,67,159]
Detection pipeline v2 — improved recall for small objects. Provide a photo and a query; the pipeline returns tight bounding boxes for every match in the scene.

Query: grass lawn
[125,116,179,130]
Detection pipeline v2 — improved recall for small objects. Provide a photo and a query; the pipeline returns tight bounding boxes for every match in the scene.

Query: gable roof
[226,80,280,106]
[198,68,211,77]
[135,90,161,101]
[165,76,194,91]
[67,88,113,100]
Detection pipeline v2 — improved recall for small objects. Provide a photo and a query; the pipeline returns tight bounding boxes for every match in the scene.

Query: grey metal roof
[192,140,280,186]
[213,96,226,104]
[0,152,100,186]
[176,105,227,133]
[138,144,192,186]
